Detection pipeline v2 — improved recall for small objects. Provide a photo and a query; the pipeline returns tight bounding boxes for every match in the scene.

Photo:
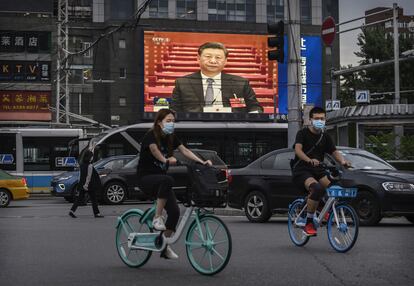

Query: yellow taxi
[0,169,30,207]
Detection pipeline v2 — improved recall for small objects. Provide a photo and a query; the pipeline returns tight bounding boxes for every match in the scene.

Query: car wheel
[0,189,12,207]
[405,215,414,224]
[104,182,126,205]
[353,191,381,226]
[244,191,271,223]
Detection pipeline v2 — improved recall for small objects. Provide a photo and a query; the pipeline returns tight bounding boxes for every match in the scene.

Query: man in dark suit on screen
[170,42,263,113]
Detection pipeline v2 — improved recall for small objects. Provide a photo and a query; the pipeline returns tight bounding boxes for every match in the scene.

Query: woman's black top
[78,163,102,192]
[137,130,182,177]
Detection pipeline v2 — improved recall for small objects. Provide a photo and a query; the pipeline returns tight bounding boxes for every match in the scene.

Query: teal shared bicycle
[115,163,232,275]
[115,204,232,275]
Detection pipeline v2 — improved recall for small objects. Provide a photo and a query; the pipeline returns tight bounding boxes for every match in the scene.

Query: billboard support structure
[287,0,302,147]
[56,0,70,124]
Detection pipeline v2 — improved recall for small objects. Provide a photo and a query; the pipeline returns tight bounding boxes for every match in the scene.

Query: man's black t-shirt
[137,130,182,177]
[292,128,336,170]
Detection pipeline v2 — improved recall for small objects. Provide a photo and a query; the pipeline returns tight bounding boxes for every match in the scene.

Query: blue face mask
[312,119,325,130]
[162,122,175,135]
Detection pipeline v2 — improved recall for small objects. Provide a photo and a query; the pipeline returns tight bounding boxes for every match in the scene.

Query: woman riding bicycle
[137,108,212,259]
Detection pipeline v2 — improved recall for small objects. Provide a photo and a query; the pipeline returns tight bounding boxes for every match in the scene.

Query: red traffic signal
[267,20,285,63]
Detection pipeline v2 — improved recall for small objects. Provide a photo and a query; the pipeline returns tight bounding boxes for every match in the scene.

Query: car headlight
[382,182,414,192]
[58,175,73,181]
[99,174,107,177]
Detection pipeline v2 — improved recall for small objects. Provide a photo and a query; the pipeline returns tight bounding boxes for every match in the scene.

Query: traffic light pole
[287,0,302,147]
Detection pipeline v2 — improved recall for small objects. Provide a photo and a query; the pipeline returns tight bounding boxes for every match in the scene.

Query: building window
[119,97,126,106]
[109,0,134,19]
[208,0,256,23]
[119,39,126,49]
[83,42,92,57]
[176,0,197,19]
[267,0,284,23]
[120,68,126,79]
[300,0,312,25]
[149,0,169,18]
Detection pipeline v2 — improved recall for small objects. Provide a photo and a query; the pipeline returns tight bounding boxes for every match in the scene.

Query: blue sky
[339,0,414,66]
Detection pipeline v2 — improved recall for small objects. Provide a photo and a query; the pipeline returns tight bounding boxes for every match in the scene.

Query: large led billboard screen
[143,31,322,117]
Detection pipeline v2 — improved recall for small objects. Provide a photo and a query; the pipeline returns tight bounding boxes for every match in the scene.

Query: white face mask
[312,119,326,130]
[162,122,175,135]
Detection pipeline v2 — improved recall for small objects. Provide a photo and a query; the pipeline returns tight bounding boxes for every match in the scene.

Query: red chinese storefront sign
[0,90,51,121]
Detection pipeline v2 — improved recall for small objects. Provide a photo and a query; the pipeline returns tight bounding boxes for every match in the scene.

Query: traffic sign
[326,100,340,111]
[321,16,336,46]
[356,90,370,103]
[332,100,341,110]
[326,100,332,111]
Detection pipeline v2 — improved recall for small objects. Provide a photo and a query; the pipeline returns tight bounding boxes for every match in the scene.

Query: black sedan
[228,147,414,226]
[99,149,228,204]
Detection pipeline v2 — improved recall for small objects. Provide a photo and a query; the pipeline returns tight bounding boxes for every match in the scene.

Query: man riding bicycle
[291,107,351,237]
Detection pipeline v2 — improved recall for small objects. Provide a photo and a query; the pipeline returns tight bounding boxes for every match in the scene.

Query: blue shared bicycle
[288,164,359,253]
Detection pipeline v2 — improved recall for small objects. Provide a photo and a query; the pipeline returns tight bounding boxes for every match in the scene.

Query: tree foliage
[339,26,414,106]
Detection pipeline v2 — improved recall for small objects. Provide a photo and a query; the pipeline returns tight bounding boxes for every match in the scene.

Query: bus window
[0,133,17,171]
[23,137,76,171]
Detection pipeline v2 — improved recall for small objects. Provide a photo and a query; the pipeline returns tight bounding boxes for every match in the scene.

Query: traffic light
[267,20,285,63]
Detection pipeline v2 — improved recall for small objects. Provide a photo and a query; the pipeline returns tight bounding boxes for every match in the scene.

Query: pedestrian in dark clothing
[69,150,103,218]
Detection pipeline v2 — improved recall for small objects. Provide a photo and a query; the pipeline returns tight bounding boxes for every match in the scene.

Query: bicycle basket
[187,163,227,208]
[326,185,357,198]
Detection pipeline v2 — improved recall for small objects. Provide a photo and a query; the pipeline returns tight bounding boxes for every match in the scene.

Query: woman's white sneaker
[152,216,166,231]
[161,245,179,260]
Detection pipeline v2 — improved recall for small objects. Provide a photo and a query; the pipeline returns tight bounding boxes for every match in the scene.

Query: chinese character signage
[0,91,50,112]
[0,31,50,53]
[0,61,50,82]
[277,36,322,114]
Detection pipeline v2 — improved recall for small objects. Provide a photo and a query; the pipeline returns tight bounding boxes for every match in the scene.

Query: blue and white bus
[0,128,85,193]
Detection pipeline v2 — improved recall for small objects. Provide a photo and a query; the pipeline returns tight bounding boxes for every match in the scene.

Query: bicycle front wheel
[287,199,310,247]
[115,212,152,267]
[327,204,359,253]
[185,215,232,275]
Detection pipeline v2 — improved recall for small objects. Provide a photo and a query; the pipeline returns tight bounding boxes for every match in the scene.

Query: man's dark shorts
[292,166,327,192]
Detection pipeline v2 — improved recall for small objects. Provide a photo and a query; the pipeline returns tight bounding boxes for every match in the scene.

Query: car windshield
[337,149,395,170]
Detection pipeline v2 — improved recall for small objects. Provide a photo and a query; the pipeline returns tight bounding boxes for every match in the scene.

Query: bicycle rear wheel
[327,204,359,253]
[287,199,310,246]
[185,215,232,275]
[115,212,152,267]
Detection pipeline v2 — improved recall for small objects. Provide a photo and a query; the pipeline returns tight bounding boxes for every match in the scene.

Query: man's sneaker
[152,216,166,231]
[304,222,317,236]
[160,245,179,260]
[94,213,104,218]
[69,211,77,218]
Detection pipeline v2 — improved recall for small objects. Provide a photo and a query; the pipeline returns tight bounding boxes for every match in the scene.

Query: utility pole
[287,0,302,147]
[56,0,70,124]
[393,2,400,104]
